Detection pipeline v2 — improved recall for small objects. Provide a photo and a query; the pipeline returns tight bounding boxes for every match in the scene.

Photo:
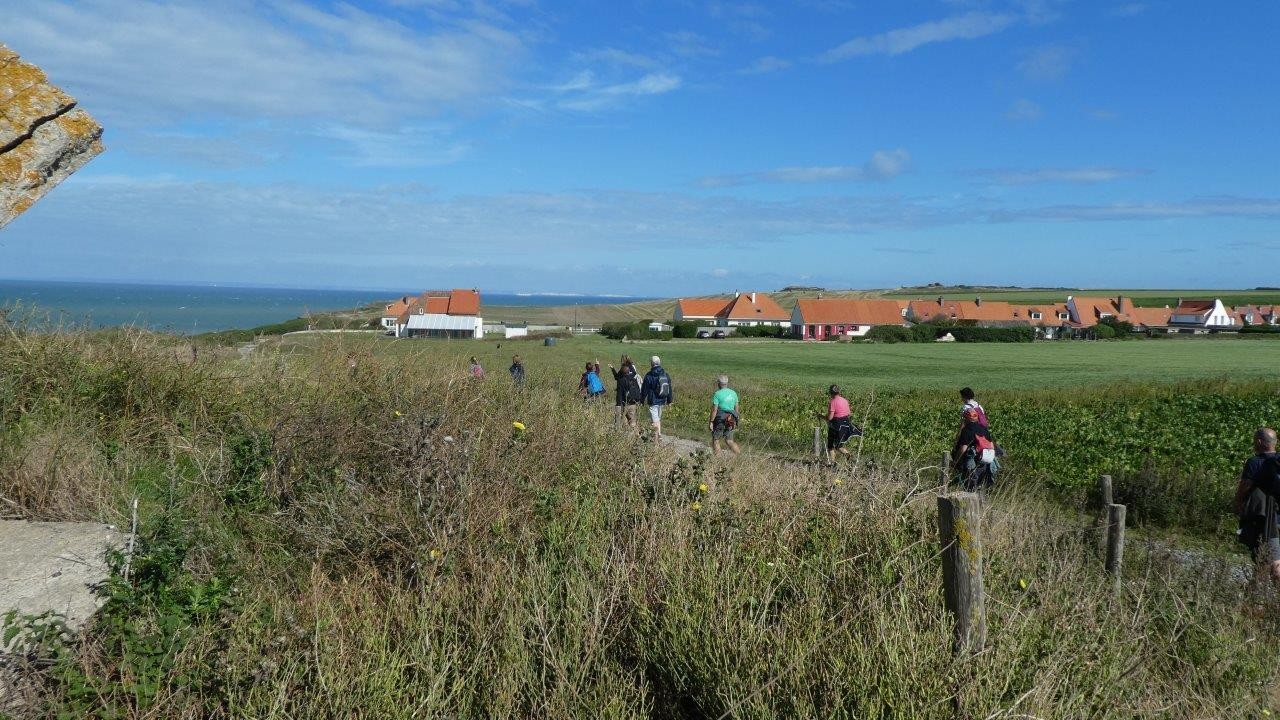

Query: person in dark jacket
[1234,427,1280,588]
[609,354,641,429]
[509,355,525,388]
[951,407,997,491]
[640,355,673,437]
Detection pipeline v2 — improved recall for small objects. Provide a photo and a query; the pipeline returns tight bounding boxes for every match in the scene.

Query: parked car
[697,330,710,338]
[712,330,727,339]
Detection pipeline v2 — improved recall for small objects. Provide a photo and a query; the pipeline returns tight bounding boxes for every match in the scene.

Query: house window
[824,325,833,336]
[1031,312,1042,320]
[808,324,817,337]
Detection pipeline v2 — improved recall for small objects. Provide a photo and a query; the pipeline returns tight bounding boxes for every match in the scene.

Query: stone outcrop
[0,43,103,229]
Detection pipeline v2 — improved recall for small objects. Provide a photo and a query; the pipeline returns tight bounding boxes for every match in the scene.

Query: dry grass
[1,325,1277,718]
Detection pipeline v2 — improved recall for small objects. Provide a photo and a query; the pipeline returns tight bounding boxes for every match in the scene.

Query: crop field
[282,332,1280,394]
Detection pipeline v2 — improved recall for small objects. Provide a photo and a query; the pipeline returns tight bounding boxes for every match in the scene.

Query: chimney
[734,291,741,299]
[750,292,756,304]
[975,297,982,307]
[937,296,943,305]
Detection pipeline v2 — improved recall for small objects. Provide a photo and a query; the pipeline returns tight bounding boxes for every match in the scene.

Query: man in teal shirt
[709,374,741,456]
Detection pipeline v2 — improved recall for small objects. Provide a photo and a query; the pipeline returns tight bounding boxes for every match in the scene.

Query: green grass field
[283,332,1280,396]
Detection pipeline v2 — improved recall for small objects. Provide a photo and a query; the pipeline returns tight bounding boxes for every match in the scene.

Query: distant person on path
[825,385,860,464]
[579,361,606,401]
[468,356,485,379]
[708,374,741,456]
[960,387,988,427]
[1234,427,1280,589]
[509,355,525,388]
[641,355,674,437]
[951,407,998,491]
[609,355,642,429]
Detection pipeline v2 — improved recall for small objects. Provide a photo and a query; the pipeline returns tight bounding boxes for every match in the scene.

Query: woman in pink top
[825,384,859,464]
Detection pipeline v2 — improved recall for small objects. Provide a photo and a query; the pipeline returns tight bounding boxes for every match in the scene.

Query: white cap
[651,355,661,365]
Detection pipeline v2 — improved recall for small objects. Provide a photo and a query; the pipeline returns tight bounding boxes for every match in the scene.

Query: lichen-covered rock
[0,44,103,228]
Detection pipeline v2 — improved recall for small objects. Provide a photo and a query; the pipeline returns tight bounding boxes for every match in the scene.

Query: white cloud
[739,56,792,75]
[1017,44,1077,81]
[1005,99,1043,121]
[711,268,730,277]
[554,73,683,112]
[698,149,912,187]
[314,125,472,167]
[0,0,525,127]
[1109,3,1147,18]
[820,12,1016,62]
[975,167,1149,185]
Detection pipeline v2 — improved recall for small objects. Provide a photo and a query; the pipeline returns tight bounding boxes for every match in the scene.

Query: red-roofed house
[1236,305,1279,327]
[791,299,908,339]
[674,292,790,327]
[1168,298,1236,332]
[386,289,484,338]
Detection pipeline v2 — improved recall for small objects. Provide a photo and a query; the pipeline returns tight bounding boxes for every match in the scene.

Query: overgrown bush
[600,322,673,340]
[949,326,1036,343]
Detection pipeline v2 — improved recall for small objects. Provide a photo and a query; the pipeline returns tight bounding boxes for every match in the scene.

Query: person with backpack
[641,355,674,437]
[708,374,741,456]
[579,361,606,402]
[1234,427,1280,587]
[824,384,860,464]
[509,355,525,389]
[609,355,641,429]
[468,356,485,380]
[952,407,997,491]
[960,387,988,427]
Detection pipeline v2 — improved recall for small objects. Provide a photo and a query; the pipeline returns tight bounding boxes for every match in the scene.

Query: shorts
[712,410,736,440]
[1239,517,1280,563]
[827,418,859,450]
[648,404,665,424]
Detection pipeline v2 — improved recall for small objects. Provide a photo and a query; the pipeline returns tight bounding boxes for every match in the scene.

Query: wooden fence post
[1105,503,1126,595]
[939,451,952,488]
[1099,474,1113,506]
[813,426,822,459]
[937,492,986,653]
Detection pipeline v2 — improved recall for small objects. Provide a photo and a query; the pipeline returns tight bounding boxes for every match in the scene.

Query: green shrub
[865,325,914,343]
[948,326,1036,343]
[1093,323,1117,340]
[672,321,701,338]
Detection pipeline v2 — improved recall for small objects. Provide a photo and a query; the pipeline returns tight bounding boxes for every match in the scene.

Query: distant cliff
[0,43,103,228]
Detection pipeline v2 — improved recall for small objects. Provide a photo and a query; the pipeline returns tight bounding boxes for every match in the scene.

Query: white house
[385,289,484,339]
[1168,298,1236,332]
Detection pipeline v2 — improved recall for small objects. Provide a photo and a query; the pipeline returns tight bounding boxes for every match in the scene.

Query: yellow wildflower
[691,501,701,512]
[697,483,708,493]
[429,548,442,561]
[833,478,843,486]
[512,421,526,431]
[394,410,402,417]
[1018,578,1028,590]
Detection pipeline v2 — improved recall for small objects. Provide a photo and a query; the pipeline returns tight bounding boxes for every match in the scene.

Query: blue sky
[2,0,1278,294]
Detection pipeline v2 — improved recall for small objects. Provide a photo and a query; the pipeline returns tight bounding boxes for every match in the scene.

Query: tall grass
[1,326,1277,718]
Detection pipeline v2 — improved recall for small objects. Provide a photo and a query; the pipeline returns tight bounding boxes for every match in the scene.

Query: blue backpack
[586,371,605,395]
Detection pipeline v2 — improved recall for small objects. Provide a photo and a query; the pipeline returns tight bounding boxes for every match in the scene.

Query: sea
[0,279,649,334]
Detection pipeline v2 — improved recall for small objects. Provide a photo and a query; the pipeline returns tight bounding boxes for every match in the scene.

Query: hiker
[1234,427,1280,588]
[468,356,485,379]
[825,384,859,464]
[952,407,998,491]
[579,361,606,401]
[609,355,642,429]
[708,374,741,456]
[960,387,988,427]
[509,355,525,388]
[640,355,674,437]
